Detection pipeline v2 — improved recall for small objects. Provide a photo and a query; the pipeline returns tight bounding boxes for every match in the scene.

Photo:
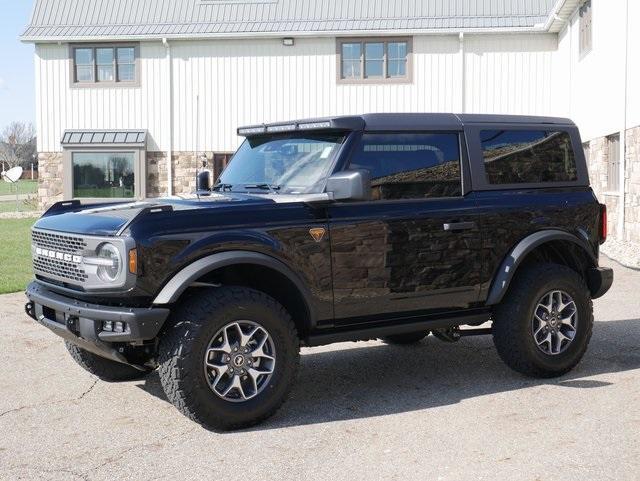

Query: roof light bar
[298,121,332,130]
[237,126,266,135]
[266,123,297,133]
[238,120,335,136]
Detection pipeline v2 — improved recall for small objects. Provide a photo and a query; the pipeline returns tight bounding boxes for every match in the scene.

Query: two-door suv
[25,114,613,430]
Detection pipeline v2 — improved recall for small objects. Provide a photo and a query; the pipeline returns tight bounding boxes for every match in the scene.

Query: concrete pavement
[1,257,639,480]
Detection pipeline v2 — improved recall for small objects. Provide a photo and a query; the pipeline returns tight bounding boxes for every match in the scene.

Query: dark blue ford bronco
[25,113,613,430]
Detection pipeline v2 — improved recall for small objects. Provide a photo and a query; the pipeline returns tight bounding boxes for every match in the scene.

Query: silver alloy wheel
[531,290,578,355]
[204,320,276,403]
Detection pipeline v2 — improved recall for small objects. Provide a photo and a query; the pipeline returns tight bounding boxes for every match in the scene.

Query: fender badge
[309,227,326,242]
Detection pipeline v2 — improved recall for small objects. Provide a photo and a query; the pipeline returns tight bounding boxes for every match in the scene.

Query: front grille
[33,256,89,283]
[32,230,87,254]
[32,230,88,284]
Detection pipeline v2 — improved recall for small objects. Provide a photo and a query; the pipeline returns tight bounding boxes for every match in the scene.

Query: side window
[480,130,577,185]
[348,133,462,200]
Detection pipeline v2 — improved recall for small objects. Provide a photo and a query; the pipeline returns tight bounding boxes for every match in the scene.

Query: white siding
[464,34,556,115]
[36,33,558,153]
[553,0,638,141]
[35,42,169,152]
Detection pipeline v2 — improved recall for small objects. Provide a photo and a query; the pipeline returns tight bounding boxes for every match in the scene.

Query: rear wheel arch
[486,230,597,306]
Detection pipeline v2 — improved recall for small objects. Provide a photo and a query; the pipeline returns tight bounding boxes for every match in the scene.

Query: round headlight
[96,243,122,282]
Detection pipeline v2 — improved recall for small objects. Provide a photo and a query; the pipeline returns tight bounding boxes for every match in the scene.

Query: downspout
[619,0,629,238]
[163,37,173,196]
[459,32,465,113]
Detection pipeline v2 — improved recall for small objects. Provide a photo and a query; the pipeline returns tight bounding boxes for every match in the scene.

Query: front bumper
[588,267,614,299]
[25,281,170,364]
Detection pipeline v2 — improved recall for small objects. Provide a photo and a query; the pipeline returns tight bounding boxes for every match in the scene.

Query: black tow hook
[25,302,36,320]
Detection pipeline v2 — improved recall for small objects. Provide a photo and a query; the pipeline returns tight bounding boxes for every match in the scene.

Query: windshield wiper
[212,183,233,192]
[243,184,281,194]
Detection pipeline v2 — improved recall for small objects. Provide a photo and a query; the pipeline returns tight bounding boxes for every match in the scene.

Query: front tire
[65,341,152,382]
[157,287,299,431]
[492,263,593,378]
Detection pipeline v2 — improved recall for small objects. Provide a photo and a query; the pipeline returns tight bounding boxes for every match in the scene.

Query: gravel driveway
[1,257,639,481]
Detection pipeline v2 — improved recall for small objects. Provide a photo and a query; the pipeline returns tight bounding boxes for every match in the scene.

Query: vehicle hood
[32,193,280,236]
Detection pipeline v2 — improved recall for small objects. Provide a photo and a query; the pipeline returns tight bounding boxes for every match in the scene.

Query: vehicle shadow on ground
[137,318,640,431]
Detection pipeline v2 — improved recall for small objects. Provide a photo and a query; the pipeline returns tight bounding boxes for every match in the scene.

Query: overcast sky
[0,0,36,132]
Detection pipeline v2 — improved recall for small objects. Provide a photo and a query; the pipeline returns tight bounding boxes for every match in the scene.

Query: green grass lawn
[0,179,38,196]
[0,200,38,213]
[0,218,35,294]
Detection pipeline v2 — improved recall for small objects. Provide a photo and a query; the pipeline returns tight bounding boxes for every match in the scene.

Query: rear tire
[381,331,430,345]
[492,263,593,378]
[65,341,151,382]
[157,287,299,431]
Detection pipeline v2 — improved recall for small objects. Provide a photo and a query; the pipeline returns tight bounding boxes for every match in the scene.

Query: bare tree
[0,122,36,172]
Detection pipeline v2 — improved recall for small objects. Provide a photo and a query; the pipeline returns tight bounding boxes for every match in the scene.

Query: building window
[579,0,592,56]
[347,133,461,200]
[338,38,412,83]
[71,44,139,86]
[480,130,578,185]
[72,152,136,198]
[607,133,620,192]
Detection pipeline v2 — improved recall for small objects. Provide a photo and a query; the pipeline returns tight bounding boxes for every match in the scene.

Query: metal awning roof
[61,130,147,147]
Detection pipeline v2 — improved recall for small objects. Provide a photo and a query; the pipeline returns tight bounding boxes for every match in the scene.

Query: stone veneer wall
[624,126,640,242]
[585,125,640,243]
[37,152,64,209]
[146,151,168,198]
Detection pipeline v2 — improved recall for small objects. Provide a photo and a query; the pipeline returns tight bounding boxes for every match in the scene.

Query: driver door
[328,131,484,324]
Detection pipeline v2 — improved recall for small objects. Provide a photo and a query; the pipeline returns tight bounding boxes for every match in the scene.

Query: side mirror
[326,169,371,201]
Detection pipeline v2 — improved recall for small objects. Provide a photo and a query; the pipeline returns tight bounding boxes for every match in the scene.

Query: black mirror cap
[326,169,371,201]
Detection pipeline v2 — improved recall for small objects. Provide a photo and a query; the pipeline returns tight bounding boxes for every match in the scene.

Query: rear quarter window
[480,130,577,184]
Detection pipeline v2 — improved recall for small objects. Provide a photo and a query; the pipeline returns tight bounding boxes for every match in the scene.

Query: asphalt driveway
[1,257,639,480]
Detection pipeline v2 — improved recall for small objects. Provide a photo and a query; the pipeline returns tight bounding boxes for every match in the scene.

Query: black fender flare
[153,251,313,316]
[485,229,597,306]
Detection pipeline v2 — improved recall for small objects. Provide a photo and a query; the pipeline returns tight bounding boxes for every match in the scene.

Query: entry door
[328,132,483,323]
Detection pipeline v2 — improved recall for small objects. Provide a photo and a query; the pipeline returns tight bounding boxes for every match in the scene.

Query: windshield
[218,133,346,194]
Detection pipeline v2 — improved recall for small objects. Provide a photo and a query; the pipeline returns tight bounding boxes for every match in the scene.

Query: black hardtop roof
[238,113,575,136]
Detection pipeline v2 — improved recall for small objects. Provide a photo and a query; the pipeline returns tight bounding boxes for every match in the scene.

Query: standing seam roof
[21,0,559,41]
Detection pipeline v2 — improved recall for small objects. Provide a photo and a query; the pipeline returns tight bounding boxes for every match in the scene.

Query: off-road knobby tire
[65,341,152,381]
[381,331,430,345]
[157,287,299,431]
[492,263,593,378]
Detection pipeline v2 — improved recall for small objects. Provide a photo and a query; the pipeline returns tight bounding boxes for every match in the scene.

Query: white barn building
[21,0,640,253]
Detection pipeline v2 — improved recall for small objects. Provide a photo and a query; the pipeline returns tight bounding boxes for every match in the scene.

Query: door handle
[443,222,476,231]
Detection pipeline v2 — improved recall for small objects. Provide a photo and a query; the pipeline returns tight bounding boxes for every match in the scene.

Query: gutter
[619,0,630,238]
[163,37,173,197]
[19,25,563,44]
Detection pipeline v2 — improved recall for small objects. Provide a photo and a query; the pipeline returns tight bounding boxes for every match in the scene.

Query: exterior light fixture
[282,38,294,46]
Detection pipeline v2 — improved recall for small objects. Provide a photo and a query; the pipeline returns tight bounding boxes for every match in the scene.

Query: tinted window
[72,152,135,198]
[348,133,461,200]
[218,133,345,194]
[480,130,577,184]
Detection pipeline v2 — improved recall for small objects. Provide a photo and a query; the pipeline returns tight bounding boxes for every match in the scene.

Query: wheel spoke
[211,365,230,390]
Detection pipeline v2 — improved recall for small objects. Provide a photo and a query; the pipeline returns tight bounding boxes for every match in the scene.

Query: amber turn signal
[128,248,137,274]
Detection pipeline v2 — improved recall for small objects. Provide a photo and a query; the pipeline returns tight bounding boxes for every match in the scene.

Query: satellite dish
[2,166,23,183]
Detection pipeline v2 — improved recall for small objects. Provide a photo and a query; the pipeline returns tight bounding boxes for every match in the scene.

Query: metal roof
[61,130,147,146]
[21,0,562,42]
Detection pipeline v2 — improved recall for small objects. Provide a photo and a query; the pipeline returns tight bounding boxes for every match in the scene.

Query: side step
[306,312,491,347]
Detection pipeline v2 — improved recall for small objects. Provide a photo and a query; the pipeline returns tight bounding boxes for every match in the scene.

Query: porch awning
[61,130,147,147]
